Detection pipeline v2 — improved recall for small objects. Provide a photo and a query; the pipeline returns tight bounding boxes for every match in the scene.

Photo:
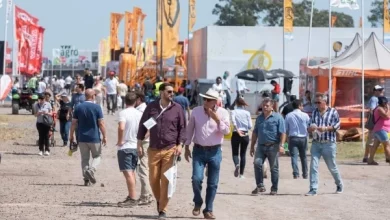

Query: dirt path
[0,107,389,220]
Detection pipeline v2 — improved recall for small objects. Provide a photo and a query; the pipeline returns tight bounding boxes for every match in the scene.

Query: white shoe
[239,175,245,179]
[44,151,50,156]
[38,151,43,156]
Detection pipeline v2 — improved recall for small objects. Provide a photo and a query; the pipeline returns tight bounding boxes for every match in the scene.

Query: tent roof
[312,33,362,68]
[320,32,390,70]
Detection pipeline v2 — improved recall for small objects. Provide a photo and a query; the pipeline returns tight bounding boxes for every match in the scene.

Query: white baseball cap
[374,85,384,91]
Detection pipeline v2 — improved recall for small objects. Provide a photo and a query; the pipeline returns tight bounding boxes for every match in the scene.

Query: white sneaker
[44,151,50,156]
[239,175,245,179]
[38,151,43,156]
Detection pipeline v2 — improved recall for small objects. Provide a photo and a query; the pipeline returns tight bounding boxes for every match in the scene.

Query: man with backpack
[363,85,388,163]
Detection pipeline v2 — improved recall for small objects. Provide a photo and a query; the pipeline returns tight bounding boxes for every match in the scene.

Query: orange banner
[384,0,390,35]
[131,7,142,53]
[331,15,337,27]
[139,13,147,44]
[110,13,124,50]
[189,0,196,33]
[157,0,181,59]
[124,12,132,53]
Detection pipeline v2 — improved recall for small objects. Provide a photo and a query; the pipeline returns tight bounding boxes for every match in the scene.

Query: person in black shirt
[83,68,94,89]
[56,93,72,147]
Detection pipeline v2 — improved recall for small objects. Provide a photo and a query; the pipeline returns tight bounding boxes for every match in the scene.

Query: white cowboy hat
[200,88,219,100]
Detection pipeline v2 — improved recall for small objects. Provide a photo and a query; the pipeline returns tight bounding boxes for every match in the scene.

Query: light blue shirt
[285,109,310,137]
[231,107,252,131]
[254,112,285,145]
[368,96,379,110]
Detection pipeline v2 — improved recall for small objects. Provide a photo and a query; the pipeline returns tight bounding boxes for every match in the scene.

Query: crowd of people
[21,70,390,219]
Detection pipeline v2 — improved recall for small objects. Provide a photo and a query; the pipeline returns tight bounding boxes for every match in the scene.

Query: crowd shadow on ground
[85,213,198,219]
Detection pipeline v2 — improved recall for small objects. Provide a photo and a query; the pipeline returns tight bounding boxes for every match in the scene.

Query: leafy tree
[367,0,389,27]
[213,0,354,27]
[212,0,261,26]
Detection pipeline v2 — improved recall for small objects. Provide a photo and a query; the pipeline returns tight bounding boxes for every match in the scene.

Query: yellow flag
[384,0,390,35]
[283,0,294,39]
[124,12,133,53]
[110,13,124,50]
[145,38,154,61]
[99,39,106,66]
[104,36,111,63]
[189,0,196,33]
[157,0,181,59]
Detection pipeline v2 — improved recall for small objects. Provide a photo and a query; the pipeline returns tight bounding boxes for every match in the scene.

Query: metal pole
[160,0,163,78]
[306,0,315,67]
[328,0,332,107]
[361,0,365,149]
[187,0,191,96]
[2,0,10,75]
[156,0,158,80]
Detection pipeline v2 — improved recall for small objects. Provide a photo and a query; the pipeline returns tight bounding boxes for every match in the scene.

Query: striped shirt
[311,107,340,142]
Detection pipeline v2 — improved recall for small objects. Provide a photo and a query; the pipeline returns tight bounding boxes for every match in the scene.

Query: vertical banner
[189,0,196,33]
[139,13,147,43]
[99,39,106,66]
[283,0,294,40]
[144,38,154,62]
[331,15,337,27]
[384,0,390,42]
[34,27,45,74]
[124,12,132,53]
[104,36,111,64]
[110,13,124,50]
[131,7,142,53]
[157,0,181,59]
[14,5,39,75]
[27,24,39,74]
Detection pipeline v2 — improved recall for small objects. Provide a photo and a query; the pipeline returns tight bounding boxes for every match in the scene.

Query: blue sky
[0,0,377,56]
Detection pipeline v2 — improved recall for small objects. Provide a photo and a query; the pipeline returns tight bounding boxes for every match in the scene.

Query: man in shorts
[117,92,143,207]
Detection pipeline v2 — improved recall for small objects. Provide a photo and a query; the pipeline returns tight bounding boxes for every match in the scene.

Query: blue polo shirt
[253,112,285,146]
[73,101,103,143]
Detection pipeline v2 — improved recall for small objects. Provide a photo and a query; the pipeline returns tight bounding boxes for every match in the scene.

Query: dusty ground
[0,107,389,220]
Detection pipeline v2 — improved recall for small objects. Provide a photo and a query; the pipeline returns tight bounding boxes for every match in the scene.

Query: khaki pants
[148,146,176,213]
[138,141,152,198]
[79,142,101,180]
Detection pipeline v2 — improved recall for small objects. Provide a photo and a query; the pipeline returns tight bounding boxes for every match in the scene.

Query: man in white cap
[363,85,389,163]
[184,88,230,219]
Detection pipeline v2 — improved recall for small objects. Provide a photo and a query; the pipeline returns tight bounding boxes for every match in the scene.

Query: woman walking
[93,76,105,109]
[34,94,53,156]
[56,93,72,147]
[367,96,390,165]
[231,98,252,178]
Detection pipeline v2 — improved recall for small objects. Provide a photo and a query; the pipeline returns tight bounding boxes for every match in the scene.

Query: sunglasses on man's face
[315,101,322,104]
[166,90,173,94]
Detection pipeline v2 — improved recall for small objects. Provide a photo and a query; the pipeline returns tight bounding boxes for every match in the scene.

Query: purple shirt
[137,100,186,149]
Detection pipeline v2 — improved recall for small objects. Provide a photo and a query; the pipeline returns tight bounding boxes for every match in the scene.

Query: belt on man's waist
[313,140,334,144]
[194,144,221,150]
[289,136,307,139]
[260,142,278,147]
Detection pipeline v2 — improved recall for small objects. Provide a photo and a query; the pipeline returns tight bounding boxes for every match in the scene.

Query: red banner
[35,27,45,73]
[14,6,39,75]
[15,6,39,41]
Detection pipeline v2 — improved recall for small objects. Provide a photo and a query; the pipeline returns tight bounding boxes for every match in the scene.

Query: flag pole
[2,0,10,76]
[361,0,365,149]
[306,0,315,68]
[328,0,332,107]
[160,0,164,78]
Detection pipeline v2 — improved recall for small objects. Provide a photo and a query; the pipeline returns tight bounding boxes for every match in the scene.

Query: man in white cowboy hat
[184,88,230,219]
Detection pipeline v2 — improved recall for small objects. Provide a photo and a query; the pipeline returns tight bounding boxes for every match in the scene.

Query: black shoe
[362,158,368,163]
[158,211,166,219]
[386,158,390,163]
[302,175,308,179]
[84,180,91,186]
[251,186,266,195]
[293,176,299,179]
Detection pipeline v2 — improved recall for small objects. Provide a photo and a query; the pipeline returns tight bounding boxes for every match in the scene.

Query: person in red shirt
[271,80,281,112]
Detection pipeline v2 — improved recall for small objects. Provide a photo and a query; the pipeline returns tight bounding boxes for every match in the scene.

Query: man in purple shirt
[184,88,230,219]
[137,83,185,219]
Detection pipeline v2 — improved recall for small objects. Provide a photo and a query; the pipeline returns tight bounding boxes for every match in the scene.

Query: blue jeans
[288,137,308,178]
[310,142,343,191]
[59,120,71,145]
[192,145,222,213]
[254,145,279,191]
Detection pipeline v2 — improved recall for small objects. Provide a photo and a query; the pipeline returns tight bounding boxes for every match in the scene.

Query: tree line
[212,0,386,28]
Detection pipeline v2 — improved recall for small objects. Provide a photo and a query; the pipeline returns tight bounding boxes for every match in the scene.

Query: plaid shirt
[311,107,340,142]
